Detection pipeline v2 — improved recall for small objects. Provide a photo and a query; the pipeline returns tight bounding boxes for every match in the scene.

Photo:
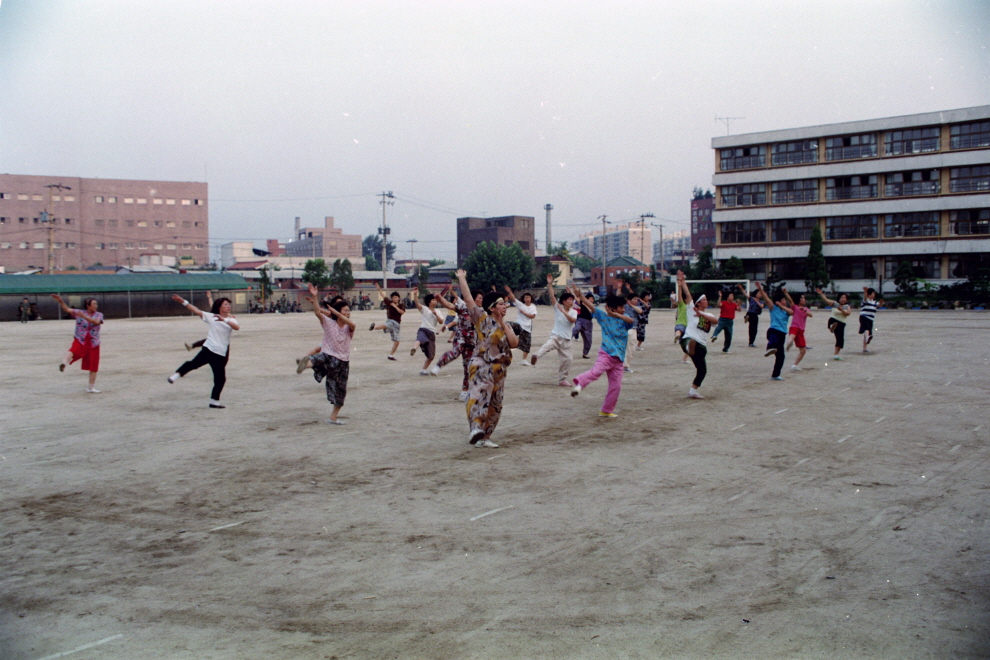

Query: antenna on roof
[715,116,746,135]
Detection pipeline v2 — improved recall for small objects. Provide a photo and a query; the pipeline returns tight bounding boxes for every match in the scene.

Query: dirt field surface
[2,307,988,660]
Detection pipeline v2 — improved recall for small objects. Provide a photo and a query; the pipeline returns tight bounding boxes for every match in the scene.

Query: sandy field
[1,305,988,660]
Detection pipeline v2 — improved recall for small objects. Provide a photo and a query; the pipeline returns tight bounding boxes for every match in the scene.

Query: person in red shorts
[783,289,813,370]
[52,294,104,393]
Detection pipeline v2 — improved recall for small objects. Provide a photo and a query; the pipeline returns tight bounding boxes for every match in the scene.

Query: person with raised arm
[859,287,878,353]
[569,285,636,416]
[529,272,578,386]
[457,269,518,449]
[673,271,690,363]
[709,288,739,353]
[783,289,813,370]
[369,282,406,361]
[816,287,852,360]
[503,285,537,363]
[676,273,718,399]
[51,294,104,393]
[740,282,765,348]
[756,282,793,380]
[301,291,356,425]
[430,284,483,401]
[409,290,446,375]
[167,293,240,408]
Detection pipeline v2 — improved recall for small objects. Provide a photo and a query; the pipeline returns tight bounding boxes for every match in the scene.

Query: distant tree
[615,271,642,292]
[462,241,535,291]
[365,255,381,271]
[722,256,745,279]
[763,270,787,297]
[691,245,717,280]
[363,235,396,263]
[692,187,715,201]
[428,258,446,267]
[330,258,355,296]
[536,260,562,287]
[394,265,408,275]
[416,265,429,296]
[301,258,331,291]
[804,225,830,292]
[571,253,599,274]
[894,260,919,296]
[258,264,280,301]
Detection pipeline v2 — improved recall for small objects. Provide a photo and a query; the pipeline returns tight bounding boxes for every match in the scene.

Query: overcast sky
[1,0,988,263]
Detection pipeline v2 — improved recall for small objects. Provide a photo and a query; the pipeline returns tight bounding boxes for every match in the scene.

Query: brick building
[0,174,208,272]
[456,215,535,265]
[285,216,362,262]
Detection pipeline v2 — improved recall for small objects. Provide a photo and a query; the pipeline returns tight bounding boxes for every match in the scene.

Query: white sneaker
[458,391,468,402]
[296,357,309,374]
[635,346,644,351]
[419,370,430,376]
[688,389,703,399]
[168,373,180,384]
[790,365,802,371]
[429,365,440,376]
[469,428,485,445]
[86,388,101,394]
[474,439,499,448]
[571,383,582,397]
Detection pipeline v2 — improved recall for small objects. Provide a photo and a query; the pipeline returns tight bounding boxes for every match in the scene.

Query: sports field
[1,307,988,659]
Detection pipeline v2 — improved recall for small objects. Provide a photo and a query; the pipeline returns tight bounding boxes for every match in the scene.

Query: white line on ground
[774,409,789,415]
[730,424,746,431]
[666,444,694,453]
[839,387,851,392]
[727,491,748,502]
[469,505,514,521]
[486,454,506,461]
[944,381,952,386]
[974,426,983,432]
[36,634,124,660]
[15,457,76,467]
[950,445,961,453]
[209,521,246,532]
[837,435,851,443]
[794,458,811,467]
[875,416,887,423]
[11,427,43,432]
[903,403,913,409]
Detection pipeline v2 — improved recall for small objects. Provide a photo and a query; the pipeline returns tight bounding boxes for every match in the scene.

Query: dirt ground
[1,306,988,660]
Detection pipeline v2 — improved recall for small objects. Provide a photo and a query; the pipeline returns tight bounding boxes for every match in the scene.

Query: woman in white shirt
[168,294,240,408]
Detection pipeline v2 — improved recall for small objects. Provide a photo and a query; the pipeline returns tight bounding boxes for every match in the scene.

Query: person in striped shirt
[859,287,878,353]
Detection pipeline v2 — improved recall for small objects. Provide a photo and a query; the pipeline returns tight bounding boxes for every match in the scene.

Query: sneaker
[475,439,499,448]
[598,411,618,418]
[582,354,590,359]
[623,366,634,373]
[530,355,538,366]
[558,380,571,387]
[771,376,784,381]
[748,344,756,348]
[59,362,66,372]
[209,402,225,409]
[419,370,430,376]
[369,323,376,332]
[458,391,468,402]
[469,429,485,445]
[571,383,582,397]
[429,365,440,376]
[867,334,873,344]
[862,349,870,354]
[296,357,309,374]
[688,389,703,399]
[185,342,194,351]
[327,419,346,425]
[387,354,397,361]
[518,360,529,367]
[722,349,732,354]
[764,348,777,357]
[834,356,844,361]
[168,373,180,384]
[635,346,644,351]
[86,388,101,394]
[790,365,802,371]
[410,348,417,356]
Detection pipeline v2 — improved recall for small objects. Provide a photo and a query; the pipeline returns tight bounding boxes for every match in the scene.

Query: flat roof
[0,272,249,295]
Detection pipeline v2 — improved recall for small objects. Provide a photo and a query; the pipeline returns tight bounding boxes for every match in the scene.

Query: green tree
[535,260,562,288]
[804,225,830,292]
[257,264,280,302]
[428,258,446,267]
[691,245,717,280]
[894,260,919,295]
[362,235,396,263]
[461,241,535,291]
[416,264,429,296]
[571,253,599,274]
[365,254,381,271]
[330,259,355,296]
[301,258,331,291]
[722,256,745,279]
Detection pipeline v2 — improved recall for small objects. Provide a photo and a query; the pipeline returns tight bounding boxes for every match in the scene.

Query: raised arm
[502,285,517,304]
[679,274,693,306]
[322,301,356,331]
[171,293,205,318]
[778,287,794,315]
[545,272,558,307]
[456,269,476,315]
[815,287,836,307]
[571,285,595,313]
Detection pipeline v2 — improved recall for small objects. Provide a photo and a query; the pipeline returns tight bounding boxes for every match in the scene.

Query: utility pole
[378,191,394,290]
[598,215,609,264]
[651,222,665,274]
[44,183,71,274]
[639,213,654,267]
[544,203,553,253]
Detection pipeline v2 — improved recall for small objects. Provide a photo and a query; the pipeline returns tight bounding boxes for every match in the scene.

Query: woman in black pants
[740,283,764,347]
[816,288,851,361]
[168,294,239,408]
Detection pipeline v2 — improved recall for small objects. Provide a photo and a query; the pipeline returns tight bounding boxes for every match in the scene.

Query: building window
[108,196,117,203]
[195,243,205,249]
[125,220,134,227]
[52,195,61,202]
[0,217,6,224]
[194,222,202,227]
[884,127,939,155]
[720,145,766,171]
[17,194,29,200]
[64,195,74,202]
[884,212,939,238]
[949,121,990,150]
[94,219,104,226]
[182,243,192,250]
[182,221,191,228]
[721,221,766,243]
[949,166,990,193]
[166,198,176,205]
[949,255,989,278]
[154,244,163,250]
[826,175,877,200]
[884,169,940,197]
[95,195,104,203]
[0,192,9,199]
[885,258,938,279]
[125,243,134,249]
[138,243,147,249]
[826,215,878,240]
[53,242,63,249]
[771,179,819,204]
[771,218,817,242]
[65,242,75,249]
[32,194,42,201]
[108,219,118,227]
[166,243,177,250]
[720,184,766,207]
[19,217,27,223]
[137,221,147,227]
[153,198,163,205]
[771,140,818,166]
[124,197,134,204]
[64,218,72,224]
[137,198,147,204]
[195,199,205,205]
[1,242,9,249]
[166,221,175,228]
[950,209,990,235]
[829,258,877,280]
[19,242,28,249]
[181,199,191,205]
[95,243,104,249]
[107,243,118,249]
[33,242,45,249]
[770,258,807,280]
[154,220,162,227]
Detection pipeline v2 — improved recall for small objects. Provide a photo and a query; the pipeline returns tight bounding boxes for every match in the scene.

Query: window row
[0,242,204,250]
[0,193,77,202]
[719,209,990,244]
[719,166,990,207]
[92,219,202,228]
[735,255,984,281]
[93,195,205,206]
[0,217,74,224]
[719,120,990,171]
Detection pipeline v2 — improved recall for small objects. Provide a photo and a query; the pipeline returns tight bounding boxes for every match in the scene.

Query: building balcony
[884,181,940,197]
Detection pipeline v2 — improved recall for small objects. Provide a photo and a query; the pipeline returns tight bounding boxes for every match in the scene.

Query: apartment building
[285,216,362,262]
[572,222,652,266]
[711,106,990,292]
[456,215,535,265]
[691,195,716,252]
[0,174,208,272]
[653,229,693,271]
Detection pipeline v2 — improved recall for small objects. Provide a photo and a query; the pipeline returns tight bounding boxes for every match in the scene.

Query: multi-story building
[0,174,208,272]
[572,222,652,266]
[285,216,362,262]
[711,106,990,292]
[691,195,716,253]
[653,229,693,272]
[456,215,535,265]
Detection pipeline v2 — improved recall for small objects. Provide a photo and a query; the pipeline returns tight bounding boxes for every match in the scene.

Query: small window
[166,198,176,205]
[65,242,75,249]
[107,243,118,249]
[32,194,43,201]
[153,198,163,205]
[195,199,205,205]
[154,220,162,227]
[166,243,177,250]
[95,243,105,250]
[124,197,134,204]
[95,195,104,203]
[138,243,147,249]
[153,243,163,250]
[125,243,133,249]
[108,219,118,227]
[18,194,29,200]
[64,218,72,224]
[108,196,117,203]
[125,220,134,227]
[0,217,6,224]
[0,242,10,249]
[182,221,191,227]
[137,198,147,204]
[166,221,175,227]
[181,199,192,205]
[33,242,45,249]
[64,195,74,202]
[94,219,104,226]
[137,221,147,227]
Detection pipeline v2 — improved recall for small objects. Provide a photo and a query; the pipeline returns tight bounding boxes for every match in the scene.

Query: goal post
[683,279,751,297]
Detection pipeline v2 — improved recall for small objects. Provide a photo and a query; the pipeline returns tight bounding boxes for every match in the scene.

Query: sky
[1,0,988,264]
